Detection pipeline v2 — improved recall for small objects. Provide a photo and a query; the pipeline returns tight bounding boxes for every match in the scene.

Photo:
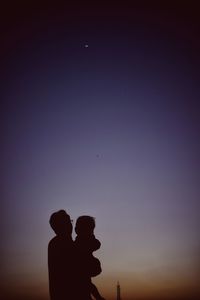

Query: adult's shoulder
[48,236,59,250]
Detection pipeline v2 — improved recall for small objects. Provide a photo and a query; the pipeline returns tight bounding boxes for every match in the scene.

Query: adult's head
[75,215,95,236]
[49,210,72,236]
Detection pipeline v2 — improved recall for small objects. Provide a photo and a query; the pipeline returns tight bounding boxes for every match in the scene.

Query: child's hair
[75,215,95,235]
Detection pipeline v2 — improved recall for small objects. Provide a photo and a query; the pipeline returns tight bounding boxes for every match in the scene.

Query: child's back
[74,216,105,300]
[75,215,101,277]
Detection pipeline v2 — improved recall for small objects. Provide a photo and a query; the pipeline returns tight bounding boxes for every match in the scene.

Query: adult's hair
[49,210,72,235]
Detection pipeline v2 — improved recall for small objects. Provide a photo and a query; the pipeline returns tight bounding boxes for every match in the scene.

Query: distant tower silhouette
[117,281,121,300]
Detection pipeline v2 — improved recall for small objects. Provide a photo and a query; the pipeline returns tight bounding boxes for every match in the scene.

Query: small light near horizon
[84,44,89,48]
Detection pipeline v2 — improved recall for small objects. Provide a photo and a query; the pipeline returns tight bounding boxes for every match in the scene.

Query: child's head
[75,215,95,236]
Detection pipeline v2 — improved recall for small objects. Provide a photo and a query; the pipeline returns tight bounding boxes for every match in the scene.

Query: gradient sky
[1,3,200,300]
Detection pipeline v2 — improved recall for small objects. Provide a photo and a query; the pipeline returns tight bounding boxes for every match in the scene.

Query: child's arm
[90,282,105,300]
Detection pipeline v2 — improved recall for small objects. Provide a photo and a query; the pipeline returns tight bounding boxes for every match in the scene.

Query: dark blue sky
[1,3,200,300]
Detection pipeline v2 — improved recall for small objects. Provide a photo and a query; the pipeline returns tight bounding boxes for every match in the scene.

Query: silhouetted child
[75,215,106,300]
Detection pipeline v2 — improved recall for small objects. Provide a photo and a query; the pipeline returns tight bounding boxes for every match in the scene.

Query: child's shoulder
[90,235,101,251]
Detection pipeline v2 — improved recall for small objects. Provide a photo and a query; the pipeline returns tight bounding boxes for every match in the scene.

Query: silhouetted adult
[48,210,74,300]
